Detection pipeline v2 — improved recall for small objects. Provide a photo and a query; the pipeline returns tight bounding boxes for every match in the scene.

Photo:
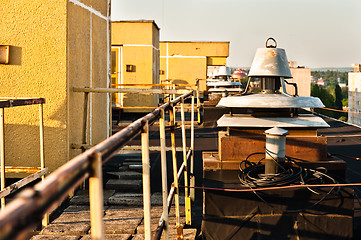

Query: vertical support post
[172,84,176,114]
[181,97,191,225]
[196,80,201,124]
[142,121,151,240]
[159,109,169,240]
[39,103,49,227]
[169,107,183,239]
[39,103,45,177]
[190,95,195,202]
[89,151,105,240]
[83,92,89,147]
[0,108,5,210]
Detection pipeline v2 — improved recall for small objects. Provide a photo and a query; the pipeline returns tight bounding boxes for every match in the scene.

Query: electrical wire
[238,150,340,213]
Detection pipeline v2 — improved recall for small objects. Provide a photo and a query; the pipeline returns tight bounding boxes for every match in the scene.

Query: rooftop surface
[30,114,361,239]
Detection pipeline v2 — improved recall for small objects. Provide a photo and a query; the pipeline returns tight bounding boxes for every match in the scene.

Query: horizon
[111,0,361,68]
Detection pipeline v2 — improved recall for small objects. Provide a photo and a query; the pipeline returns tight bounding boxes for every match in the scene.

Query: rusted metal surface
[0,98,45,108]
[0,90,193,240]
[72,87,189,95]
[0,168,47,198]
[2,166,42,173]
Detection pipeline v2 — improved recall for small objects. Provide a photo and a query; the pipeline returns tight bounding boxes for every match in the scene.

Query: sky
[111,0,361,68]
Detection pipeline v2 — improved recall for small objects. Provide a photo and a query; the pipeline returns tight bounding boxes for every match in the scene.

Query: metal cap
[216,94,325,108]
[264,126,289,136]
[248,38,292,78]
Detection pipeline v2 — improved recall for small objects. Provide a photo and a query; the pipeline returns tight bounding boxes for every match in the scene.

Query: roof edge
[112,20,160,30]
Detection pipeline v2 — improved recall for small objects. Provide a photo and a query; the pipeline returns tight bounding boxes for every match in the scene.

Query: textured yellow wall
[0,1,67,176]
[111,21,159,112]
[0,0,109,175]
[68,1,110,158]
[159,41,229,91]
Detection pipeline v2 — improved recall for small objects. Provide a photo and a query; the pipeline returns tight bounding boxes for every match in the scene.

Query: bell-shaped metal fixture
[216,37,326,114]
[248,38,292,78]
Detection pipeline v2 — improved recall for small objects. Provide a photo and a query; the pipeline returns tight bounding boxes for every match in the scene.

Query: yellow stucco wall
[159,41,229,91]
[68,1,110,159]
[111,21,159,112]
[0,0,109,175]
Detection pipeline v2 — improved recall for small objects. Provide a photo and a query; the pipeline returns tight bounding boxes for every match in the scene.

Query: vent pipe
[264,126,288,175]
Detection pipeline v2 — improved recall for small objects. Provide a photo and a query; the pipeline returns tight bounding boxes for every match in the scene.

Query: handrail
[0,91,194,240]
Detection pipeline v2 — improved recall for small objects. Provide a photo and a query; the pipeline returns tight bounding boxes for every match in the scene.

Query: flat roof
[112,20,160,30]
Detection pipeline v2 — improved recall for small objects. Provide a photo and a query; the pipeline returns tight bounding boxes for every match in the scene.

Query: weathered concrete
[106,179,142,191]
[30,235,80,240]
[105,171,142,180]
[80,234,131,240]
[70,190,115,205]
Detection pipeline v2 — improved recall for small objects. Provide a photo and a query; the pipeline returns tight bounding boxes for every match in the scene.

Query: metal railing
[0,98,48,227]
[0,91,196,240]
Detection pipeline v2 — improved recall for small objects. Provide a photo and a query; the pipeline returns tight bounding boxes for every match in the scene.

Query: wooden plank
[220,135,327,162]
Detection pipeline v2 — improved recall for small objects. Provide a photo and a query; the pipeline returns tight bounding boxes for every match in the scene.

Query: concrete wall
[348,72,361,126]
[0,0,110,175]
[285,67,311,97]
[160,41,229,92]
[111,21,160,112]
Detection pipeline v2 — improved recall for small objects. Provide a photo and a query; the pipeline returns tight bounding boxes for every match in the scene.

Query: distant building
[231,68,248,79]
[317,78,325,87]
[159,41,229,92]
[111,20,160,112]
[348,64,361,126]
[285,62,311,96]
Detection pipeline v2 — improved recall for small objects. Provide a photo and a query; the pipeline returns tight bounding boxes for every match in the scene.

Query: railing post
[0,108,5,210]
[142,120,151,240]
[169,106,183,239]
[172,84,176,115]
[39,103,49,227]
[181,97,191,225]
[89,151,105,240]
[196,80,201,124]
[190,95,195,202]
[159,109,169,240]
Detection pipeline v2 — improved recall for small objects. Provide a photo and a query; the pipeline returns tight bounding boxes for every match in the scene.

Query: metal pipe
[169,107,181,235]
[89,152,104,240]
[181,97,191,225]
[0,91,193,240]
[153,160,187,240]
[39,103,49,227]
[72,87,189,95]
[190,96,195,202]
[159,109,169,240]
[142,121,151,240]
[0,98,45,108]
[264,127,288,175]
[0,108,5,209]
[196,80,200,124]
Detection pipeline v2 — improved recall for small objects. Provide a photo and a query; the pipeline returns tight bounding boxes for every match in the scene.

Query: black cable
[238,151,340,213]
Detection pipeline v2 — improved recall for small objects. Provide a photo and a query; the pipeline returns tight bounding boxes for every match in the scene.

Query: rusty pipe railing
[0,91,193,240]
